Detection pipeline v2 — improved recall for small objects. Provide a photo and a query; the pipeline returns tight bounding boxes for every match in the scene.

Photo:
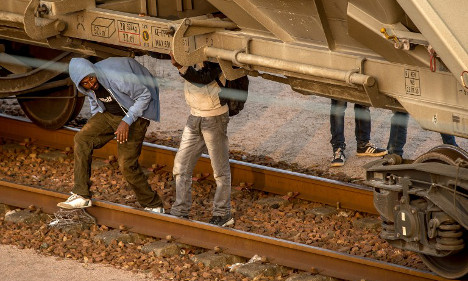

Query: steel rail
[0,180,448,281]
[0,114,376,214]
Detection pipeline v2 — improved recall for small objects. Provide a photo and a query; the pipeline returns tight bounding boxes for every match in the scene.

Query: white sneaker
[144,207,165,214]
[57,193,92,209]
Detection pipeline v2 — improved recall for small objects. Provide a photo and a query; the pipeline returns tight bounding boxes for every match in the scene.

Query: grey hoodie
[69,57,160,125]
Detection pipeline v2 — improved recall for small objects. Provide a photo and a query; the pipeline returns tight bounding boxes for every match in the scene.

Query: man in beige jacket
[169,53,234,227]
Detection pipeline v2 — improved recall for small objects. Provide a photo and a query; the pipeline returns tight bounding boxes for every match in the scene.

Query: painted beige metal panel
[146,0,158,16]
[150,0,217,19]
[347,2,428,66]
[96,0,146,14]
[351,0,405,24]
[207,0,267,32]
[2,0,29,14]
[232,0,327,44]
[319,0,372,53]
[397,0,468,86]
[39,0,95,15]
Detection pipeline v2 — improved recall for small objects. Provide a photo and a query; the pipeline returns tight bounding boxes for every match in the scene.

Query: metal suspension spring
[436,223,465,251]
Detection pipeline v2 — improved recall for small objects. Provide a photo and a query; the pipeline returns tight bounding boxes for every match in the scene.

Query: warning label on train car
[117,20,141,46]
[91,17,116,38]
[142,31,150,41]
[405,69,421,96]
[151,26,171,49]
[141,24,151,48]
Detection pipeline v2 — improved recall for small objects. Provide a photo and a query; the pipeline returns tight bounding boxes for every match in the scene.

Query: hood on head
[69,58,96,94]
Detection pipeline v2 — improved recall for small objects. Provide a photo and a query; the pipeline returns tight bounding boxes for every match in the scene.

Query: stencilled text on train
[117,20,140,46]
[151,26,171,49]
[405,69,421,96]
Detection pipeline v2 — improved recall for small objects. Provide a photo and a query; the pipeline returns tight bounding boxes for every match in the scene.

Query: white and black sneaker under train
[356,142,388,157]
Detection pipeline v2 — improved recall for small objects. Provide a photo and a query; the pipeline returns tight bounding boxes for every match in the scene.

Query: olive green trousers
[72,112,162,208]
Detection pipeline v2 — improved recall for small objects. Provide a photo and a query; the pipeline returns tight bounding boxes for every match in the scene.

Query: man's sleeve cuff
[122,115,134,126]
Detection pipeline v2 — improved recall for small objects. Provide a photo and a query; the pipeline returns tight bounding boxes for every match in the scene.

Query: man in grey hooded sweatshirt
[57,57,164,213]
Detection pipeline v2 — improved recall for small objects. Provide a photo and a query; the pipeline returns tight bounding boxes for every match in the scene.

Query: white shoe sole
[144,208,165,214]
[57,201,92,209]
[221,218,235,227]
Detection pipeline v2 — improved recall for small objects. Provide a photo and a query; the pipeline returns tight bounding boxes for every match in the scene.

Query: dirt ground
[0,244,154,281]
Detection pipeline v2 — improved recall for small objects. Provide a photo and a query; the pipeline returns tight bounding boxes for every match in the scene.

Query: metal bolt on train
[0,0,467,278]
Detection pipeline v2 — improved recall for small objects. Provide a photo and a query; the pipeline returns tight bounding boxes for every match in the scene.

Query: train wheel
[18,84,84,130]
[67,92,85,123]
[420,248,468,279]
[413,145,468,279]
[0,43,83,130]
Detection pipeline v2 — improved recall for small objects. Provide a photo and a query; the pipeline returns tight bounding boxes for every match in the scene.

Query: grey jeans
[170,112,231,217]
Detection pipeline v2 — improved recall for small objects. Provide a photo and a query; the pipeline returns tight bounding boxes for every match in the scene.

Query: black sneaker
[209,214,234,227]
[356,142,388,157]
[331,148,346,167]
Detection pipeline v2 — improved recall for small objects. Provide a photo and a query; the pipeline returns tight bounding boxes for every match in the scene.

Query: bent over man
[169,53,237,227]
[57,57,164,213]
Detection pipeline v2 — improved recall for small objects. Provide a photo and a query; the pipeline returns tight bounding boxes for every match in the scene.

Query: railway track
[0,113,457,280]
[0,114,376,214]
[0,180,447,281]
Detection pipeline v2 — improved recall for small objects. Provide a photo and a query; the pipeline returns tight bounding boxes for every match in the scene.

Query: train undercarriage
[0,43,83,129]
[366,145,468,278]
[0,0,468,278]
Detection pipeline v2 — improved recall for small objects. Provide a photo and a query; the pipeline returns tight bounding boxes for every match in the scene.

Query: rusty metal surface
[0,180,448,281]
[18,85,82,130]
[0,114,376,214]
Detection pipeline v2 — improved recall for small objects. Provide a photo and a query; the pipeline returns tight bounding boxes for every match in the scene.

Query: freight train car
[0,0,466,278]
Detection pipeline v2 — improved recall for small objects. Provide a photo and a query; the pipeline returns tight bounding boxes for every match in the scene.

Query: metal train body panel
[0,0,467,278]
[0,0,467,137]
